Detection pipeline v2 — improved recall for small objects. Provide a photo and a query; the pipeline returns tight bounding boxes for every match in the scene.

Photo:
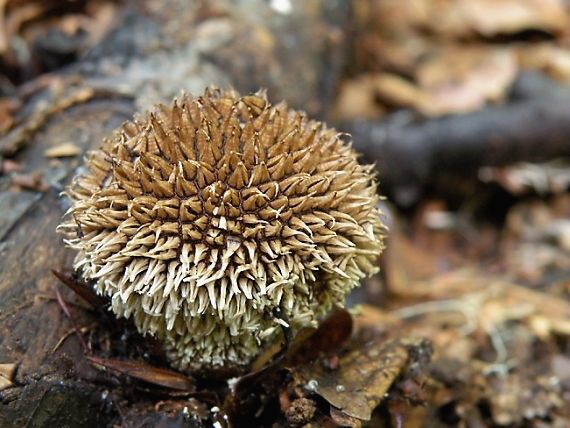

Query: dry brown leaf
[360,0,468,38]
[504,284,570,333]
[295,337,430,421]
[10,171,48,191]
[461,0,568,36]
[382,224,441,295]
[373,73,426,110]
[0,377,12,391]
[518,44,570,83]
[417,47,517,116]
[44,142,81,158]
[286,308,353,366]
[480,162,570,196]
[0,363,15,391]
[487,374,564,425]
[351,304,399,335]
[87,356,195,391]
[385,275,570,362]
[341,47,517,117]
[0,363,16,378]
[332,75,386,120]
[51,269,107,309]
[0,97,20,133]
[367,0,569,37]
[330,406,362,427]
[352,0,570,118]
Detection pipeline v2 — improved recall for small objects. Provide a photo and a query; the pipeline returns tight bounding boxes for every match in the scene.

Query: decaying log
[1,0,570,424]
[0,1,349,426]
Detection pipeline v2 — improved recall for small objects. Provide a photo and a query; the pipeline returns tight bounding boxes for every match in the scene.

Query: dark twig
[54,287,89,354]
[343,95,570,205]
[51,269,107,309]
[86,356,196,392]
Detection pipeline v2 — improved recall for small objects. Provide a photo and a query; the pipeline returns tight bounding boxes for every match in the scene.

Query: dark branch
[343,94,570,205]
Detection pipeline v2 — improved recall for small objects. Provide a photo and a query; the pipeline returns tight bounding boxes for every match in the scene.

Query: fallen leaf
[487,374,563,425]
[286,308,353,366]
[373,73,426,110]
[10,171,48,192]
[461,0,568,36]
[480,161,570,196]
[0,97,20,133]
[44,142,81,158]
[332,75,387,120]
[0,363,16,391]
[417,47,517,116]
[87,356,195,392]
[330,406,362,427]
[519,44,570,83]
[351,304,399,336]
[295,337,432,421]
[52,269,107,309]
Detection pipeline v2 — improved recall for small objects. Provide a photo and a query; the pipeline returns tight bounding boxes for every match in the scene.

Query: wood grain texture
[0,1,348,424]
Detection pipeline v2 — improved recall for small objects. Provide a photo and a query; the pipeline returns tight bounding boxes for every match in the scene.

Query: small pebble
[306,379,319,391]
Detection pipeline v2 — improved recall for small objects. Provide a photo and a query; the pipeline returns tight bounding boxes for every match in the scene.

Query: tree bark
[0,1,349,425]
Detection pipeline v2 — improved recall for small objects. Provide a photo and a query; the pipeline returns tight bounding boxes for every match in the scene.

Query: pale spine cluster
[59,89,385,372]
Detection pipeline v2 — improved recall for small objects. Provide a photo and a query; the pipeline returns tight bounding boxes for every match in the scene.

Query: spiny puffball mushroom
[59,88,386,373]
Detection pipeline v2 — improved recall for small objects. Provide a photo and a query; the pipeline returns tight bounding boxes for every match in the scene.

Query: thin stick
[55,287,89,354]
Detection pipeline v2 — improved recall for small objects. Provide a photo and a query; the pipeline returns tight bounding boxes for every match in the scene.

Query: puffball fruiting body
[59,89,385,373]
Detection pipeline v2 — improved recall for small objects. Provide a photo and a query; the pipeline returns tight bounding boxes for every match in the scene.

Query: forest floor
[0,1,569,427]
